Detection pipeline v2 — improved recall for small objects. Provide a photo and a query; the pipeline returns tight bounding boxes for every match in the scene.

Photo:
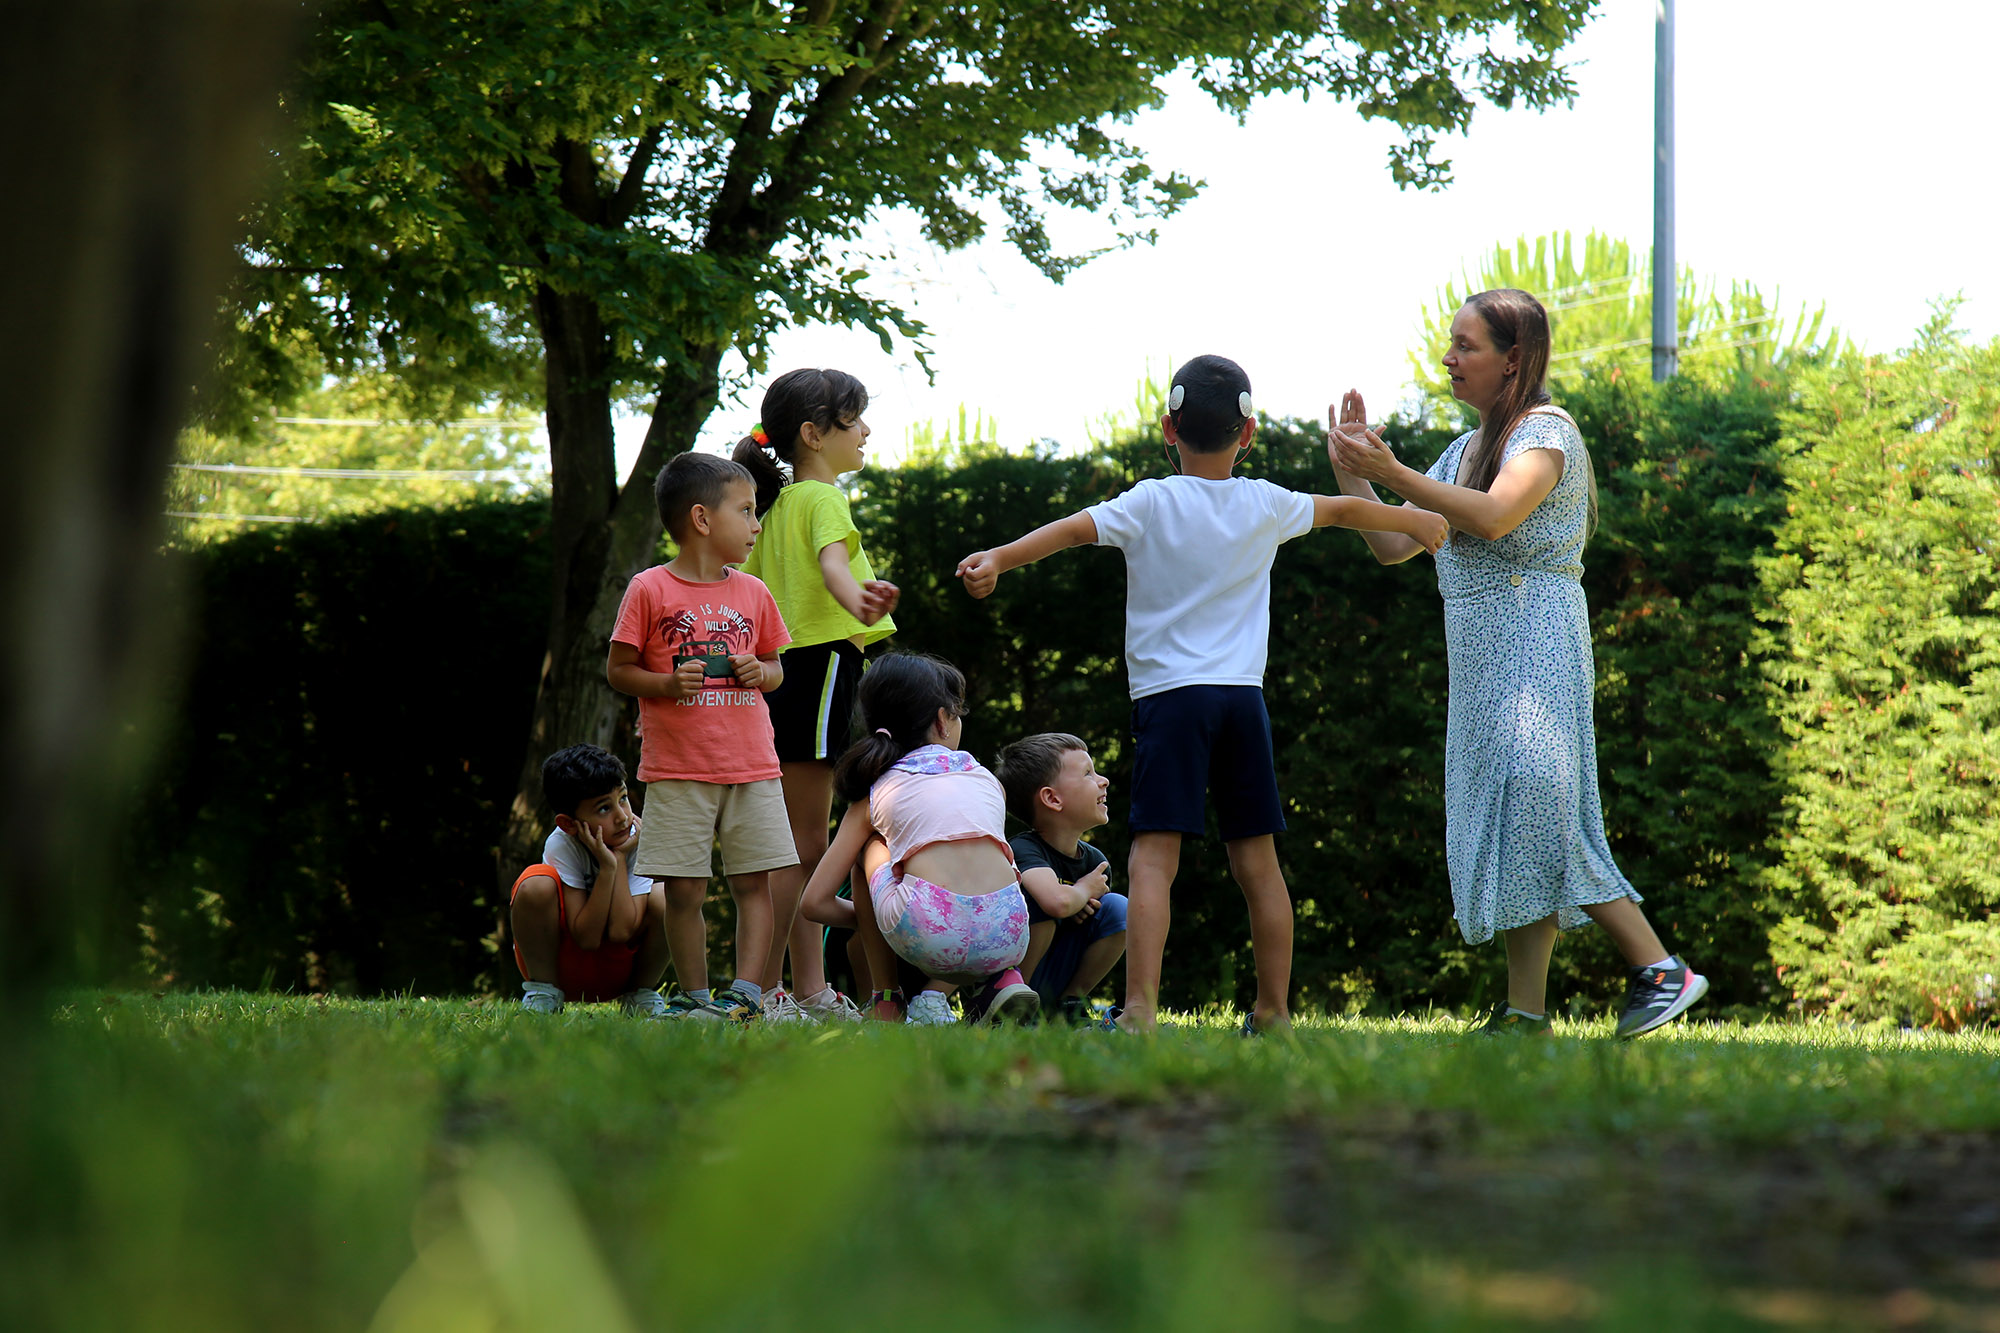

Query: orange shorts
[510,863,641,1003]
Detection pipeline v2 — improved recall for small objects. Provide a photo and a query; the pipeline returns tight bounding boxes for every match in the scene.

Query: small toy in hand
[673,640,737,678]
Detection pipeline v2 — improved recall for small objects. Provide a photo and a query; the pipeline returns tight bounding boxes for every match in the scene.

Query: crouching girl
[802,652,1037,1025]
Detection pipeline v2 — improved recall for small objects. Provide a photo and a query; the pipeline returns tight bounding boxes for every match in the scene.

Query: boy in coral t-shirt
[608,452,797,1023]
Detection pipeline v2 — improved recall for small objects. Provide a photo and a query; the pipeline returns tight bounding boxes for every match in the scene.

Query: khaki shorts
[633,777,797,880]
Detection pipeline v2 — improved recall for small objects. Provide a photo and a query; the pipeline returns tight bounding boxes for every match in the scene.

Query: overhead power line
[272,416,541,428]
[173,462,543,483]
[164,510,313,524]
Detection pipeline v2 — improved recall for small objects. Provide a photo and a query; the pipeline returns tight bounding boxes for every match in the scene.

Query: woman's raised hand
[1330,419,1401,485]
[1326,389,1379,471]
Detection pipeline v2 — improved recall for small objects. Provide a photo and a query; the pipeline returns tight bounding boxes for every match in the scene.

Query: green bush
[122,500,553,994]
[1758,314,2000,1027]
[1569,370,1795,1011]
[865,393,1796,1018]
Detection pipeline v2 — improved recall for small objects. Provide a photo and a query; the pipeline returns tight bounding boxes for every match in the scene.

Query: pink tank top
[868,746,1015,874]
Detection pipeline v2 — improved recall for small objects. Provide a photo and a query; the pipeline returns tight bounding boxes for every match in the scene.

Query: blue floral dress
[1425,409,1640,944]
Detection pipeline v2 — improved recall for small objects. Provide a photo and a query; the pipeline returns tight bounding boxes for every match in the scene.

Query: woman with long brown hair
[1327,288,1707,1038]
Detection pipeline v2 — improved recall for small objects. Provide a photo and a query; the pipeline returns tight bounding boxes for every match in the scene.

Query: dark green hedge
[123,501,553,994]
[863,377,1794,1018]
[123,373,1852,1016]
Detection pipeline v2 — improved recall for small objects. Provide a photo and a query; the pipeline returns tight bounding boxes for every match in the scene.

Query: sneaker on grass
[962,969,1038,1026]
[904,990,957,1026]
[759,988,815,1025]
[1477,1005,1553,1037]
[663,992,715,1021]
[797,987,864,1023]
[520,981,564,1015]
[1616,957,1709,1039]
[705,986,761,1025]
[619,988,669,1019]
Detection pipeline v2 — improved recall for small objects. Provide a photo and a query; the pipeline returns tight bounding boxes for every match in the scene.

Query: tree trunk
[0,1,302,1008]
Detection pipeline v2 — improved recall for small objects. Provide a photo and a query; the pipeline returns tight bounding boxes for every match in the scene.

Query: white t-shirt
[1087,475,1316,699]
[543,827,654,897]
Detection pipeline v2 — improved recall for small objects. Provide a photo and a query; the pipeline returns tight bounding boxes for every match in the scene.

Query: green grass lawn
[6,994,1998,1332]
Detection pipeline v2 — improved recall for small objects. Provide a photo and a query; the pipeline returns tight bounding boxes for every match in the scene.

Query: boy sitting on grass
[992,732,1127,1025]
[510,744,670,1015]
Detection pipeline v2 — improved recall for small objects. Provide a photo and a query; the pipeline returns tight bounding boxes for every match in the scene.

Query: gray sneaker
[904,990,957,1025]
[1616,958,1709,1039]
[619,987,669,1019]
[520,982,564,1014]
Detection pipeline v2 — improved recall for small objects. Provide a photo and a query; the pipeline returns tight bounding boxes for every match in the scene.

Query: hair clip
[1168,384,1186,412]
[1238,390,1254,418]
[751,426,770,445]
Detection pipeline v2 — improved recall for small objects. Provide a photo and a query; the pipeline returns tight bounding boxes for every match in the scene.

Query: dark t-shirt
[1009,829,1109,924]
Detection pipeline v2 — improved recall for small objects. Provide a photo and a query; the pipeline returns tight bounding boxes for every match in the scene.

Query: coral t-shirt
[610,566,790,784]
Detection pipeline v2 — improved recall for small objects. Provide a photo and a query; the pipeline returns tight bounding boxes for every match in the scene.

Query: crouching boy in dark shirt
[993,732,1127,1024]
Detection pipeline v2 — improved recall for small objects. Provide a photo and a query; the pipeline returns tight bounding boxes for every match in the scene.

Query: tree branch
[606,125,665,227]
[705,85,787,246]
[742,0,929,242]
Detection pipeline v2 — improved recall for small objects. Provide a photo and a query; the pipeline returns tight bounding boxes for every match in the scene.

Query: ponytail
[832,652,968,803]
[731,367,871,516]
[732,433,788,516]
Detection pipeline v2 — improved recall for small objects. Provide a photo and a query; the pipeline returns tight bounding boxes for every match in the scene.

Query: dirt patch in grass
[933,1094,2000,1326]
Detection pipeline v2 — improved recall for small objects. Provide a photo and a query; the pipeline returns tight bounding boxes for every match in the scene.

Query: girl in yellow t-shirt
[734,368,900,1022]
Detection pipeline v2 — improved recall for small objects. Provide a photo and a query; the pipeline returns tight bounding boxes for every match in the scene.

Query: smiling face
[1442,304,1519,419]
[819,413,870,475]
[705,478,762,563]
[559,783,637,851]
[1044,746,1110,831]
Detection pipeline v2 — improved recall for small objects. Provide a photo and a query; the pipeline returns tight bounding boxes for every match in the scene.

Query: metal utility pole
[1652,0,1678,380]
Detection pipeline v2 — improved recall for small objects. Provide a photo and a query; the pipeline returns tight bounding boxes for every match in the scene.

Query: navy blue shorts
[1128,685,1285,841]
[1026,892,1128,1005]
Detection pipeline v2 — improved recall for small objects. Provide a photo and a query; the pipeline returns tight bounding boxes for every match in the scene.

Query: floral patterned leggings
[870,864,1029,986]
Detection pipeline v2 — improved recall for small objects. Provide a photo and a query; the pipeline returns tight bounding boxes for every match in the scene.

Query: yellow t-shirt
[742,480,897,650]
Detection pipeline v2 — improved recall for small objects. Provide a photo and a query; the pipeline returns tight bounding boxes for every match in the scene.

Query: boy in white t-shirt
[957,355,1447,1033]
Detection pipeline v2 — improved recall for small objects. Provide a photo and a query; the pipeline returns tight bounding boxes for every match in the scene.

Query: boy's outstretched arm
[1311,493,1449,558]
[957,511,1098,599]
[801,802,872,929]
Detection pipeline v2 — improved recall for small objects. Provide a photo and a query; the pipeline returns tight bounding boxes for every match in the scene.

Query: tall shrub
[1759,313,2000,1027]
[124,500,552,993]
[1570,371,1794,1010]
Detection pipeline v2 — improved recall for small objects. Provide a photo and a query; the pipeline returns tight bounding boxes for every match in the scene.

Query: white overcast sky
[634,0,1996,468]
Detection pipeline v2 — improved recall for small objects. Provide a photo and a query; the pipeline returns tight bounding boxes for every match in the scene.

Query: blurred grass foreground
[6,996,2000,1332]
